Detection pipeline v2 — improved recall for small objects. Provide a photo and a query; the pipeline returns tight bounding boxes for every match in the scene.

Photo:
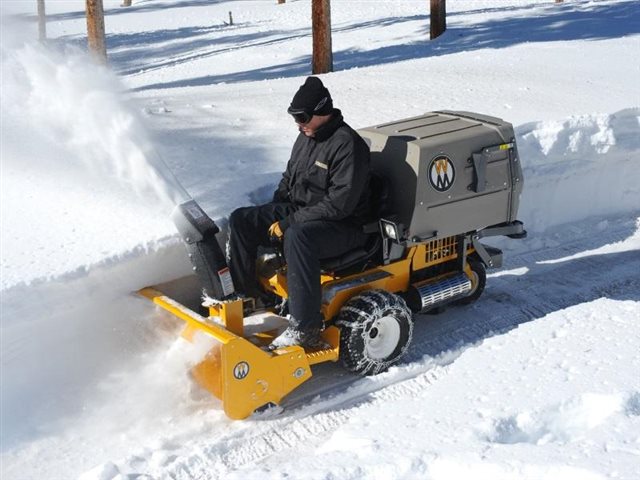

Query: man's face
[296,114,329,137]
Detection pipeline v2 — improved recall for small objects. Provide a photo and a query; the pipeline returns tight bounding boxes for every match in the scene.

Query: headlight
[380,219,400,241]
[384,223,397,239]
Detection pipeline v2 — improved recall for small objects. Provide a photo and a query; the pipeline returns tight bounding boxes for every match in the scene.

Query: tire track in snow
[142,365,452,479]
[410,214,639,362]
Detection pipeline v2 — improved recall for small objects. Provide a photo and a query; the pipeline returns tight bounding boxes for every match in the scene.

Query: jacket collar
[312,109,344,142]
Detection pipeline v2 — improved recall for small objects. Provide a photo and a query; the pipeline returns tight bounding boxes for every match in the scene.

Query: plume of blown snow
[1,41,188,207]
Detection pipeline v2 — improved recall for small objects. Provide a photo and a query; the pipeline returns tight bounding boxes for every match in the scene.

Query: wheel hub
[364,315,401,360]
[469,270,479,294]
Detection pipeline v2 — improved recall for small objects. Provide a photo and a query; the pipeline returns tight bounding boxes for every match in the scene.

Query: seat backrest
[368,172,393,221]
[319,173,391,275]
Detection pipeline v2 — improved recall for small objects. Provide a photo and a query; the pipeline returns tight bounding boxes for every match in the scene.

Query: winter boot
[268,317,329,350]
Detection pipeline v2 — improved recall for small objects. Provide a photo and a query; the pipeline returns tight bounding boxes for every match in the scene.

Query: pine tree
[430,0,446,40]
[312,0,332,74]
[86,0,107,63]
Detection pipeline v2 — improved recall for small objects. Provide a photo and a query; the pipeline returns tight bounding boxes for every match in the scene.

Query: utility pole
[37,0,46,41]
[430,0,446,40]
[86,0,107,63]
[312,0,332,74]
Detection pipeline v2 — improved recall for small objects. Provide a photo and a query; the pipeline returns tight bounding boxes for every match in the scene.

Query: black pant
[228,203,368,330]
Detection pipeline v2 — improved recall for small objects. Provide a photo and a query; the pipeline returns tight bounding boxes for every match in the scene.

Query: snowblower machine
[140,111,526,419]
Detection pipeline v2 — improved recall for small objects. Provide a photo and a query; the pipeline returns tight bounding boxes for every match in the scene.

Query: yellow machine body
[139,236,476,419]
[140,287,341,419]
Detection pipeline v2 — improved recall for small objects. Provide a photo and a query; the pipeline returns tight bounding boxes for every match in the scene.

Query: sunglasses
[288,109,313,125]
[287,96,329,125]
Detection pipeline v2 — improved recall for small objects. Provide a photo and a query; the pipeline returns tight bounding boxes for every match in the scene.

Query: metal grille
[416,273,472,309]
[425,236,458,264]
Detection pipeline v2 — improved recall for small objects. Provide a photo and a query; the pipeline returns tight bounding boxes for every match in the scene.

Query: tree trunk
[37,0,47,41]
[312,0,332,74]
[86,0,107,63]
[430,0,446,40]
[277,0,286,4]
[122,0,132,7]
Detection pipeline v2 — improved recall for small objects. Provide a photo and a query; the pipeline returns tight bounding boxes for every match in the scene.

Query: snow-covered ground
[1,1,639,479]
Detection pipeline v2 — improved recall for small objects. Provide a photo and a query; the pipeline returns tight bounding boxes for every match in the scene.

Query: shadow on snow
[127,0,639,91]
[16,0,232,23]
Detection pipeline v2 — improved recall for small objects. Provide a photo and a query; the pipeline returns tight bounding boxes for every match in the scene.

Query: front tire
[337,290,414,376]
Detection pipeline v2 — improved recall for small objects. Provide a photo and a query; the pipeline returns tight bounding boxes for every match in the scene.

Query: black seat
[320,234,382,275]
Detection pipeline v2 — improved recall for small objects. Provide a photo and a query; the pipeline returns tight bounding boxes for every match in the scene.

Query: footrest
[305,326,340,365]
[306,347,339,365]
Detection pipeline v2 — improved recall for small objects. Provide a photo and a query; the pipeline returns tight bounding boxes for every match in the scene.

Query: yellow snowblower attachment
[139,287,340,419]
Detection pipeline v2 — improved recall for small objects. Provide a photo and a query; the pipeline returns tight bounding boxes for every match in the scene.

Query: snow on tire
[336,290,414,376]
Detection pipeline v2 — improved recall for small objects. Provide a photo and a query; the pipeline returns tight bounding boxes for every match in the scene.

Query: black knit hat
[288,77,333,117]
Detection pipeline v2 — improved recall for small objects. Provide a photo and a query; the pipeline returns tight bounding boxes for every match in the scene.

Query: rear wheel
[337,290,414,376]
[456,257,486,305]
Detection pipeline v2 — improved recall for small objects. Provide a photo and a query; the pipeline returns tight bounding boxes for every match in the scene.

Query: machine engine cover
[358,111,524,242]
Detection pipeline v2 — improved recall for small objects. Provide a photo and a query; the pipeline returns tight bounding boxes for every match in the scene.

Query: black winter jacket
[274,110,371,231]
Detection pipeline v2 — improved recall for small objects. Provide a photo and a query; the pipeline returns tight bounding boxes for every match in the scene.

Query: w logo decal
[429,155,455,192]
[233,361,250,380]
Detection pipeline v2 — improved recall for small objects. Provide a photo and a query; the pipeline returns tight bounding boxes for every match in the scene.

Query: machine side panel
[411,125,510,240]
[416,190,512,239]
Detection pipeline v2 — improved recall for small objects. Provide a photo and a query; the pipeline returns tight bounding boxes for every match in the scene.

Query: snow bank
[516,109,640,235]
[0,241,193,449]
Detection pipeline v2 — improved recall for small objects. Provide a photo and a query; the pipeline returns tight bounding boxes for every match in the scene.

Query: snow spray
[1,40,190,210]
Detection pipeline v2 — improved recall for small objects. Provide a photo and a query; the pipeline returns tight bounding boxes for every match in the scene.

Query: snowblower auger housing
[140,111,526,419]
